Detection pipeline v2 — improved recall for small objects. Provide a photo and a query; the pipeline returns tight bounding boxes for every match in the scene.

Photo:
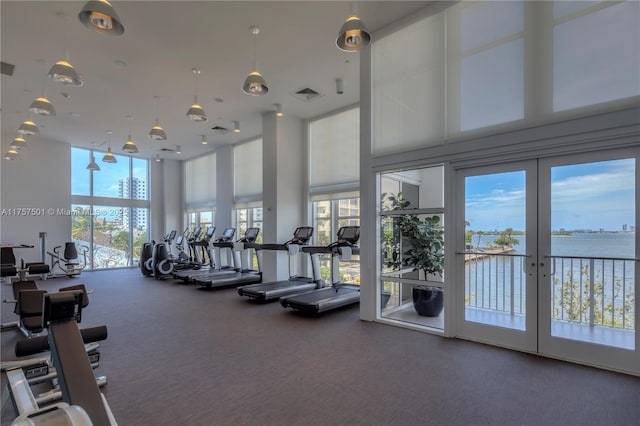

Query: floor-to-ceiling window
[233,138,263,243]
[309,107,360,283]
[71,147,149,269]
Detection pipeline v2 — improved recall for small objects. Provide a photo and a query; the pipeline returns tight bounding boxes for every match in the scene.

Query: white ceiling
[1,1,429,160]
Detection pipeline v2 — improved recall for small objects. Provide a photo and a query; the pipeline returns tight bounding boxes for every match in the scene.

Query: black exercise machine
[237,226,317,302]
[4,290,115,425]
[174,227,237,283]
[279,226,361,315]
[193,227,262,289]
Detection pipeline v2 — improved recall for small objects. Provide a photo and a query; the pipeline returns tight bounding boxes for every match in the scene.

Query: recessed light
[214,98,224,103]
[68,112,80,117]
[61,92,71,99]
[113,60,127,68]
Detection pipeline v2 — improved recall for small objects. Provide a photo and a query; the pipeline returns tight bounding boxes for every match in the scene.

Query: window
[234,207,263,243]
[371,1,639,154]
[71,147,149,269]
[378,166,445,331]
[234,139,262,206]
[311,197,360,284]
[185,152,216,210]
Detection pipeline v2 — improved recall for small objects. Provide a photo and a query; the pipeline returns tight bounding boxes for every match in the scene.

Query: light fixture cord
[194,70,199,103]
[155,97,160,125]
[63,15,70,61]
[253,33,258,71]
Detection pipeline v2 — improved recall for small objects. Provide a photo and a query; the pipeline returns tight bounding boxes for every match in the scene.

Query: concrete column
[262,112,306,282]
[216,145,234,232]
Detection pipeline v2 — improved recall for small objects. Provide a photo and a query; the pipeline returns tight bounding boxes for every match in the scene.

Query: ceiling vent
[159,147,175,152]
[211,125,229,135]
[1,62,15,76]
[291,87,324,103]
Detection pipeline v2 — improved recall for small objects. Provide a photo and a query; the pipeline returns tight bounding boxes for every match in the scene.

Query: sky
[465,158,636,232]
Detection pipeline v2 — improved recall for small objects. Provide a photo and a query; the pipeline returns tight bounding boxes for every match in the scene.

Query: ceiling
[1,1,430,160]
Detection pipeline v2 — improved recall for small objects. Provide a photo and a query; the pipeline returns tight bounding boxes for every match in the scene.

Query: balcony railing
[464,252,636,331]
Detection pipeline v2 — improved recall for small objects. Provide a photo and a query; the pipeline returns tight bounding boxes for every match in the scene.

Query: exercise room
[1,1,639,425]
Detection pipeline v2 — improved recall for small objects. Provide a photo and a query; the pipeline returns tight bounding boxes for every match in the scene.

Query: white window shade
[372,14,445,156]
[234,138,262,204]
[309,107,360,195]
[185,152,216,209]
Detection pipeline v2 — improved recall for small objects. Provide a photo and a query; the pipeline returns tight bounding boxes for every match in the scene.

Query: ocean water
[473,232,636,259]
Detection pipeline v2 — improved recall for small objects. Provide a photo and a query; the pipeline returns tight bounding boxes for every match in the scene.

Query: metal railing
[463,253,636,331]
[549,255,635,331]
[464,252,527,316]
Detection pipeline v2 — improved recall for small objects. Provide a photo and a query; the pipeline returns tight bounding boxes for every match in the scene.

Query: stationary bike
[47,242,89,278]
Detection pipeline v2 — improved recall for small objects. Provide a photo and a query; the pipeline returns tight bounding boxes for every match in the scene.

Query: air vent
[1,62,15,76]
[291,87,324,103]
[211,125,229,135]
[159,147,175,152]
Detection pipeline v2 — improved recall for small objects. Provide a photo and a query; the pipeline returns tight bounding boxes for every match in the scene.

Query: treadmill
[280,226,361,314]
[193,227,262,289]
[172,226,217,282]
[237,226,318,302]
[174,227,236,283]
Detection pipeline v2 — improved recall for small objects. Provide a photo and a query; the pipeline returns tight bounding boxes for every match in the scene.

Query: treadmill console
[219,227,236,242]
[336,226,360,244]
[292,226,314,244]
[243,227,260,242]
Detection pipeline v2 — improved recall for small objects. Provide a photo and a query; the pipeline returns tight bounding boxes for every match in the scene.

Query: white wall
[0,134,71,263]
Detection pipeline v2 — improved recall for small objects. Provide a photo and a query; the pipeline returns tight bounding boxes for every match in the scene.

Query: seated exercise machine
[140,230,176,278]
[1,244,50,284]
[280,226,361,315]
[2,290,116,425]
[47,242,89,278]
[1,282,90,338]
[193,227,262,289]
[174,227,237,283]
[237,226,318,302]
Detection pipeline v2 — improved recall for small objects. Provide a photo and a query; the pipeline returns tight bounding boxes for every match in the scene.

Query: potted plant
[383,193,445,317]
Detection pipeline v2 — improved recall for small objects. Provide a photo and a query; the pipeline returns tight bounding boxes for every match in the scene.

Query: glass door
[538,150,638,374]
[457,150,638,375]
[456,160,538,352]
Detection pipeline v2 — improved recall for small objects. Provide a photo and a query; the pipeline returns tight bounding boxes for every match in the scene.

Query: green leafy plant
[382,193,444,279]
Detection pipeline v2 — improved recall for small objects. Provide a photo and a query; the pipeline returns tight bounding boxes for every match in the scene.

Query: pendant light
[336,3,371,52]
[29,60,56,116]
[155,154,161,162]
[18,119,39,136]
[102,131,117,163]
[274,103,284,117]
[122,115,138,153]
[186,68,207,122]
[102,147,117,163]
[176,145,182,155]
[149,96,167,140]
[48,13,83,87]
[10,136,28,150]
[3,147,19,161]
[242,26,268,96]
[86,154,101,171]
[232,121,240,133]
[78,0,124,36]
[200,135,208,145]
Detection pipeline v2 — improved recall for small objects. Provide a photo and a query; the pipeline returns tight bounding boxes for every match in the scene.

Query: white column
[262,112,306,282]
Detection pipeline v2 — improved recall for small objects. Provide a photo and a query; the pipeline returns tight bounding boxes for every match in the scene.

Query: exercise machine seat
[1,247,18,278]
[16,289,47,334]
[63,242,79,263]
[60,284,90,309]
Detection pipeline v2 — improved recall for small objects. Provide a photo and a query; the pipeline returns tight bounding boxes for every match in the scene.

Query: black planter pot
[412,285,444,317]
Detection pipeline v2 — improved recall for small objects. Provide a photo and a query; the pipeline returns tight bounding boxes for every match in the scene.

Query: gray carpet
[2,269,639,426]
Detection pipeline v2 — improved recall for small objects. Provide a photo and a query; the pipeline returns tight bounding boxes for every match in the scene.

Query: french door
[456,148,639,375]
